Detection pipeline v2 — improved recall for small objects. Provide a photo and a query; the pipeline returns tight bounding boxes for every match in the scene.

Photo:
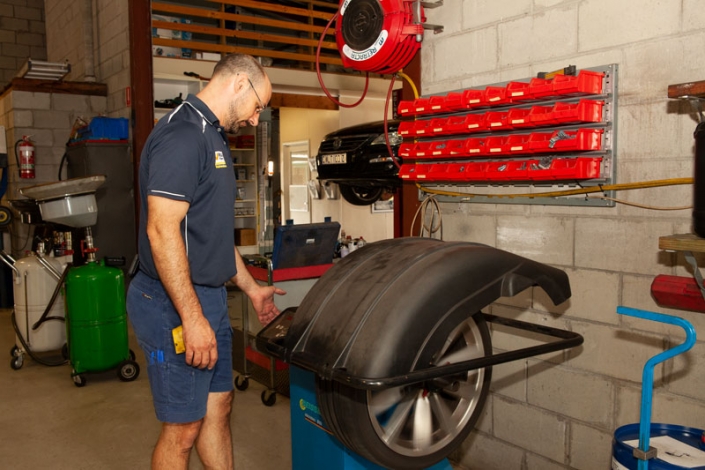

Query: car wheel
[316,312,492,470]
[340,185,384,205]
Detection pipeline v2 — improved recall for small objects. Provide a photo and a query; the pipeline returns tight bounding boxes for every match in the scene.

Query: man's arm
[147,195,217,369]
[231,247,285,325]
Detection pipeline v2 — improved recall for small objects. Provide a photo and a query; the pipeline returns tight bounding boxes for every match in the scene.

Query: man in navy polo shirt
[127,53,284,470]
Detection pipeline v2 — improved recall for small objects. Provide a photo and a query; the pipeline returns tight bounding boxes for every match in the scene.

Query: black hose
[32,263,71,330]
[13,140,22,179]
[58,151,68,181]
[11,309,67,367]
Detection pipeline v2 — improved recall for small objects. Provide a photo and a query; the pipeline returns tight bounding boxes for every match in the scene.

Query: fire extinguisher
[14,136,35,179]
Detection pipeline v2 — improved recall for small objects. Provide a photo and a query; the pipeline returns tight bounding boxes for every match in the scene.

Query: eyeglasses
[247,77,266,114]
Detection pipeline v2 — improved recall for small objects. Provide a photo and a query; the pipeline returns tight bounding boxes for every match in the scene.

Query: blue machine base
[290,366,453,470]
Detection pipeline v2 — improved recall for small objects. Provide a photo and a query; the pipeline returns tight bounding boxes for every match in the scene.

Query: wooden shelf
[668,80,705,99]
[659,233,705,253]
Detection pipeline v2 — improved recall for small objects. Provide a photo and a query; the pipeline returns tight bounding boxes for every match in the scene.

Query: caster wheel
[117,360,140,382]
[10,355,23,370]
[61,343,69,360]
[261,390,276,407]
[72,373,86,387]
[128,349,136,361]
[0,206,12,227]
[234,375,249,391]
[10,345,18,357]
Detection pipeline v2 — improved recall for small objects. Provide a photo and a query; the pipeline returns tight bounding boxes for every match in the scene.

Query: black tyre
[234,375,249,391]
[340,185,384,205]
[117,360,140,382]
[316,312,492,470]
[73,374,86,387]
[0,206,12,227]
[261,390,276,407]
[10,345,18,357]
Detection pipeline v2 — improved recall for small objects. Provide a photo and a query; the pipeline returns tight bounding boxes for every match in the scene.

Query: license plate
[321,153,347,164]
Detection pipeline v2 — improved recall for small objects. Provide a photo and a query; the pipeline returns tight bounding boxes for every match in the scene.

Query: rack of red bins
[397,129,603,160]
[397,70,605,117]
[397,100,604,137]
[398,157,603,182]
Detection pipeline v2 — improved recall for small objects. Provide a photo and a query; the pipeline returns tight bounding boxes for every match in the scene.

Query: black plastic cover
[266,237,571,382]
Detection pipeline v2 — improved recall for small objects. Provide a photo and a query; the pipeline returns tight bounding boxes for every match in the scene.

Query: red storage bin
[485,160,516,181]
[505,134,532,154]
[414,141,435,158]
[461,89,484,108]
[398,142,416,158]
[429,95,445,113]
[427,163,450,181]
[444,92,465,111]
[428,117,447,135]
[552,70,604,96]
[526,159,553,181]
[528,105,556,127]
[507,108,534,128]
[400,163,436,180]
[528,77,554,99]
[551,99,604,125]
[446,139,469,157]
[529,129,604,153]
[485,111,512,131]
[429,140,453,158]
[506,81,532,101]
[549,157,602,180]
[485,136,507,155]
[444,163,470,181]
[463,161,489,181]
[413,98,432,114]
[398,120,415,136]
[484,86,510,105]
[444,114,487,134]
[463,137,486,156]
[398,100,415,116]
[413,119,435,136]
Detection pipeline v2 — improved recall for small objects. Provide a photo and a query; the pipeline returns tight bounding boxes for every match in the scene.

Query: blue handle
[616,306,697,470]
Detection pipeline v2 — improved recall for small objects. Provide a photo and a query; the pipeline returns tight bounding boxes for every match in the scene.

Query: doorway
[282,141,311,224]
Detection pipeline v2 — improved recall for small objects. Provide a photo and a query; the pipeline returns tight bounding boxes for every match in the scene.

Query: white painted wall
[422,2,705,469]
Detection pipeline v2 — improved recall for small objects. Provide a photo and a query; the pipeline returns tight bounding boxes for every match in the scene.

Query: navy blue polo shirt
[137,94,237,287]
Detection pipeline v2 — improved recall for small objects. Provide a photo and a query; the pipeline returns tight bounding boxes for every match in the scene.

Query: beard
[224,94,249,134]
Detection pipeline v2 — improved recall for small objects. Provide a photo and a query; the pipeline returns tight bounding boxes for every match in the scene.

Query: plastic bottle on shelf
[358,236,366,248]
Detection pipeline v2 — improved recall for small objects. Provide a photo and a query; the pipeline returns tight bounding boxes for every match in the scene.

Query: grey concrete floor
[0,308,292,470]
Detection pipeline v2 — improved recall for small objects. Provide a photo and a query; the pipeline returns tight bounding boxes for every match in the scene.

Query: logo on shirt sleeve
[214,151,227,169]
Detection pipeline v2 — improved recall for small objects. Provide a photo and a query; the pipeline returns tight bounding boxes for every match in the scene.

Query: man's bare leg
[152,421,203,470]
[195,391,234,470]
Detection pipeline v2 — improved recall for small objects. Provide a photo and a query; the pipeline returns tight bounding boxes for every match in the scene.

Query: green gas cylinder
[64,259,129,375]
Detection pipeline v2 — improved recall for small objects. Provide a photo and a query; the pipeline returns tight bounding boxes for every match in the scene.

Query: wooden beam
[1,78,107,97]
[152,20,338,50]
[152,2,336,36]
[269,92,338,110]
[668,80,705,99]
[283,0,339,10]
[207,0,335,21]
[153,37,343,66]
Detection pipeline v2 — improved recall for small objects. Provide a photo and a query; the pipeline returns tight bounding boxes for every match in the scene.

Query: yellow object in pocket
[172,325,185,354]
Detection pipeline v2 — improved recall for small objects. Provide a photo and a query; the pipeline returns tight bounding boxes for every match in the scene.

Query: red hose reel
[336,0,427,74]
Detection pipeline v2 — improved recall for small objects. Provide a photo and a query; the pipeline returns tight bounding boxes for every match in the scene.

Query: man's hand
[182,315,218,369]
[249,285,286,325]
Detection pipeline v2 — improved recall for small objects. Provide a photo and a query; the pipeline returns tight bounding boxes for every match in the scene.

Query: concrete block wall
[44,0,129,118]
[424,1,705,469]
[0,0,47,88]
[0,89,106,252]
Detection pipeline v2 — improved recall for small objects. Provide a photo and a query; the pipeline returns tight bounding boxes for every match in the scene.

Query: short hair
[212,54,266,86]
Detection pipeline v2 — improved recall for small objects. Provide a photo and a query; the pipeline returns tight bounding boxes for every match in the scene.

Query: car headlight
[371,131,403,146]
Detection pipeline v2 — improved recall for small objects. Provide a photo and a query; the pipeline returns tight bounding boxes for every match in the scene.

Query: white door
[282,141,311,224]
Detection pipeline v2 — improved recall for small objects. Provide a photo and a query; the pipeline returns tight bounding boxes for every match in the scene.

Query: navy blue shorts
[126,271,233,423]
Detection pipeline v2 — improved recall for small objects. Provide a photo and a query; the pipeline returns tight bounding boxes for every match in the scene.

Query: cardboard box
[235,229,256,246]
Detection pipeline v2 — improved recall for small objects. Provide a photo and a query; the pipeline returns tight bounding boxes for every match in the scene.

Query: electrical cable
[396,71,419,99]
[316,11,370,108]
[410,194,443,238]
[416,177,693,200]
[588,196,692,211]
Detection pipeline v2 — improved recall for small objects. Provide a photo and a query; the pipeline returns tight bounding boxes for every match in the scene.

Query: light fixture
[17,59,71,81]
[267,160,274,177]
